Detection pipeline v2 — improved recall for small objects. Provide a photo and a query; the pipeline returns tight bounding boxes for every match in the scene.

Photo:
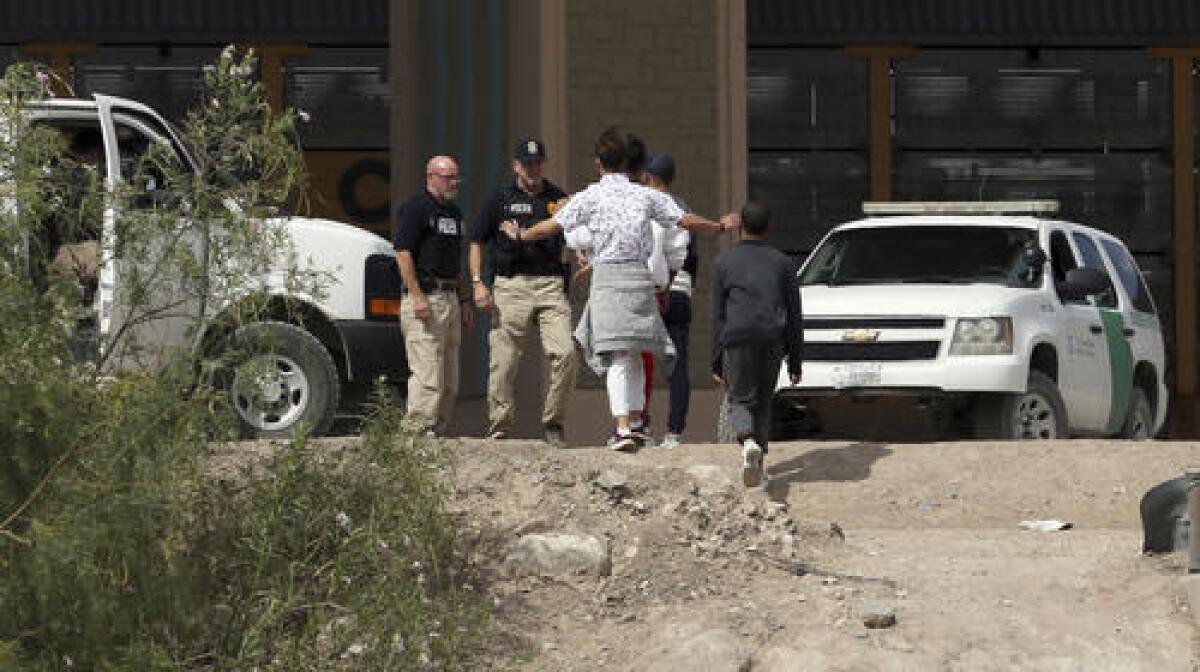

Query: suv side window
[1100,238,1157,314]
[1070,232,1118,308]
[1048,230,1080,304]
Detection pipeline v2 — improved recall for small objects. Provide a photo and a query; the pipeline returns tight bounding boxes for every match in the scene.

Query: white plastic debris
[1018,519,1073,532]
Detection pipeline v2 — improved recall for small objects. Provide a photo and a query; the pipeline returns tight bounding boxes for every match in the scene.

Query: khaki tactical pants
[488,275,578,434]
[400,289,462,430]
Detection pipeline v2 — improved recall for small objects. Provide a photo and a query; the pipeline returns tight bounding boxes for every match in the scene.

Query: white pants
[606,350,645,417]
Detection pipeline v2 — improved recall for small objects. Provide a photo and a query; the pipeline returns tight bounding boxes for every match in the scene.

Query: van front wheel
[220,321,340,438]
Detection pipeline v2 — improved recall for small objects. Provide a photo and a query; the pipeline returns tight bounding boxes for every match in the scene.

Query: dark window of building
[748,49,867,150]
[73,47,214,126]
[284,48,388,150]
[748,152,868,258]
[747,49,868,258]
[896,153,1169,245]
[895,49,1169,151]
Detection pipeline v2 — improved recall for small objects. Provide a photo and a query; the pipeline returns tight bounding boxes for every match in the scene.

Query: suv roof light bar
[863,200,1060,216]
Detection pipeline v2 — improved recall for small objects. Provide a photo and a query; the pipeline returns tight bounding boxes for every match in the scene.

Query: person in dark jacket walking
[711,201,803,488]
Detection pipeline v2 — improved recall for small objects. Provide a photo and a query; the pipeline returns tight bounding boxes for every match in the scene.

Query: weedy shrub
[0,373,223,669]
[0,50,484,670]
[193,394,485,670]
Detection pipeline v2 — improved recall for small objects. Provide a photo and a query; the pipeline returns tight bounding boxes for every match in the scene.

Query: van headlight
[950,317,1013,355]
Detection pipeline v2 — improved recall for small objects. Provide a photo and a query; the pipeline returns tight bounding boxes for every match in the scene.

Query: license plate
[832,363,882,388]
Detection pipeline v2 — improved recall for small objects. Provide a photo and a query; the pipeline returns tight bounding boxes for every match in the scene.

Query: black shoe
[607,431,638,452]
[629,421,651,447]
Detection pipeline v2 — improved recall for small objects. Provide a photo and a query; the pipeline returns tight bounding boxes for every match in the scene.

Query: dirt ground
[443,437,1200,671]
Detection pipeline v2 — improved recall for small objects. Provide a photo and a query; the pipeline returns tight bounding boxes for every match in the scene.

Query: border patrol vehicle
[23,94,406,438]
[773,200,1166,440]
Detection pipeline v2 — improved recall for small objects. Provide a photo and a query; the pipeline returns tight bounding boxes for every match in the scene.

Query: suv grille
[806,341,941,361]
[804,317,946,329]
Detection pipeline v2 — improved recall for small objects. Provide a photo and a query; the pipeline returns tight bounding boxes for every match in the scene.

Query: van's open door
[93,95,123,365]
[93,93,204,372]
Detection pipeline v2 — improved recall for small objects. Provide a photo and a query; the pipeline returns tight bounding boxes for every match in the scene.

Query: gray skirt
[574,261,676,376]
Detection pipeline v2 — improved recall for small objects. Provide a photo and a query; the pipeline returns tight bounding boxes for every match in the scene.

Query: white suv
[775,201,1167,440]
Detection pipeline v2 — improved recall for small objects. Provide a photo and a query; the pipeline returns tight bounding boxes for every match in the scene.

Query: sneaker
[628,422,651,447]
[659,433,682,450]
[608,431,638,452]
[741,438,764,488]
[543,424,567,449]
[486,429,508,440]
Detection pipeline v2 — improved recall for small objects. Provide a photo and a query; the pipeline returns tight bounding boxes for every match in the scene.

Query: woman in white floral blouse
[502,128,736,451]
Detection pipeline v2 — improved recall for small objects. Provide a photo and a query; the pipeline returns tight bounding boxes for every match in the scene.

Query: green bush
[192,397,484,670]
[1,385,484,671]
[0,50,484,670]
[0,374,219,670]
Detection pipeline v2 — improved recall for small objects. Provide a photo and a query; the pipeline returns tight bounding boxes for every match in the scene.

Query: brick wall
[564,0,725,391]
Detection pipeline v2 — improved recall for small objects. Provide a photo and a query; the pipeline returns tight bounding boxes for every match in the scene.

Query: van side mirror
[1060,266,1110,302]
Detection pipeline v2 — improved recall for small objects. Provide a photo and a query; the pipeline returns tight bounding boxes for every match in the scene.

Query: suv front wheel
[972,370,1069,440]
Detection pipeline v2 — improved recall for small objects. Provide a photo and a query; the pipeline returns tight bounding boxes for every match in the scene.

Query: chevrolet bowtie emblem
[842,329,880,343]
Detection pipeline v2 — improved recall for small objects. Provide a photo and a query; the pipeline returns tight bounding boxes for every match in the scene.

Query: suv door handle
[1123,327,1135,338]
[1088,325,1103,334]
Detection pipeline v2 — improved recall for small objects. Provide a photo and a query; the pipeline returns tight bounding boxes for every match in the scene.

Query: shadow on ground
[765,442,892,500]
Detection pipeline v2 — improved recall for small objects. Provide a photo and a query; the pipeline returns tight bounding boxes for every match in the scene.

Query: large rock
[506,533,612,576]
[860,600,898,629]
[628,623,750,672]
[594,469,632,500]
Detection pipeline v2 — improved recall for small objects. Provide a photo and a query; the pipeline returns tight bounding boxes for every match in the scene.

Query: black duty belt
[407,277,458,293]
[500,264,566,277]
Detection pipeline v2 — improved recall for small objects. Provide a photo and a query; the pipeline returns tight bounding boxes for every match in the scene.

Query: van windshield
[799,225,1040,287]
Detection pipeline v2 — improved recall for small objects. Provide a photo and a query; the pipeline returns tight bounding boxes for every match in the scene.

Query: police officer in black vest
[394,155,474,437]
[468,139,578,447]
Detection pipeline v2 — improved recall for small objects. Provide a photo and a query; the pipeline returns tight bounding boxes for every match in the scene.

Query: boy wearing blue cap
[644,153,696,449]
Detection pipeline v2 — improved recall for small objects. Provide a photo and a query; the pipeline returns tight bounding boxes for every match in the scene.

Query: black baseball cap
[646,153,676,184]
[515,138,546,163]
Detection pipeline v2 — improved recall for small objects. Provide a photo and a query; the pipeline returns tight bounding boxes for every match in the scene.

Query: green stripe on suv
[1100,308,1133,434]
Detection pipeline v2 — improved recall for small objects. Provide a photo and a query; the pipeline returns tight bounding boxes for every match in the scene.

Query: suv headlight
[950,317,1013,355]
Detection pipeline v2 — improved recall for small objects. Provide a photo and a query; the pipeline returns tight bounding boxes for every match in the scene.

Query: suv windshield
[800,225,1040,287]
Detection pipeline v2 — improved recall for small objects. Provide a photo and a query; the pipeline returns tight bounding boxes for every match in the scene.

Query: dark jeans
[664,291,692,434]
[723,341,783,452]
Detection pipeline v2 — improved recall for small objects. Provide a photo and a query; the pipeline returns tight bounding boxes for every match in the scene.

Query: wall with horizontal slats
[0,0,385,44]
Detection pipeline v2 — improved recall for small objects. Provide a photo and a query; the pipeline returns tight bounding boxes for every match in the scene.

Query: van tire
[219,321,340,439]
[1118,387,1154,440]
[972,370,1068,440]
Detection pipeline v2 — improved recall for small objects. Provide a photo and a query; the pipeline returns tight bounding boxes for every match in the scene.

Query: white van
[23,94,406,437]
[774,201,1167,440]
